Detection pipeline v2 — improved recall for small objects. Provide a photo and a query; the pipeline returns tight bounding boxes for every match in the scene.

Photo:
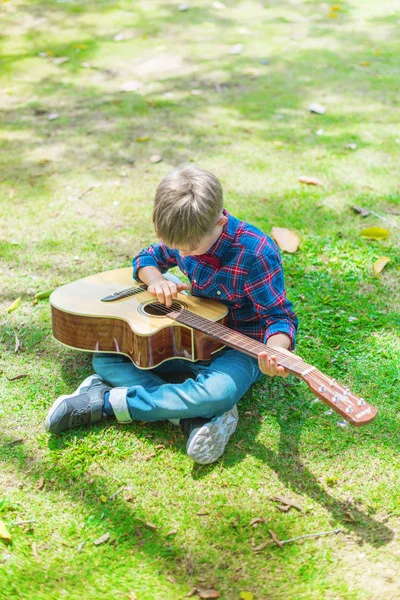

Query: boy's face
[163,214,228,258]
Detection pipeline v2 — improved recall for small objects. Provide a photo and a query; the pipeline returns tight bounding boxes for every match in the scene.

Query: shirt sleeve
[132,243,178,281]
[244,249,298,350]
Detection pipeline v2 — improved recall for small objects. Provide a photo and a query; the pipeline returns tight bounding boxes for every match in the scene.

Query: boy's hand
[258,350,289,378]
[147,278,191,307]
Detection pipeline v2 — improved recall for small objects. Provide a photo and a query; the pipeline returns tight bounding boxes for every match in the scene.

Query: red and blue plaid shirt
[132,209,298,349]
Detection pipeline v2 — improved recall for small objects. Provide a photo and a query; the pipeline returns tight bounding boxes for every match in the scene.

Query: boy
[45,164,298,464]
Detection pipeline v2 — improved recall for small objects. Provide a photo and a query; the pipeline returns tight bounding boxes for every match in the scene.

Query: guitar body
[50,267,228,369]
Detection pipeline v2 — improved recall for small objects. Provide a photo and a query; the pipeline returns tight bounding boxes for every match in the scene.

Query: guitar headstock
[301,368,378,426]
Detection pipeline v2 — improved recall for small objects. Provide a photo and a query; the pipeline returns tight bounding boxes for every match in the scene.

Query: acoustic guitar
[50,267,378,427]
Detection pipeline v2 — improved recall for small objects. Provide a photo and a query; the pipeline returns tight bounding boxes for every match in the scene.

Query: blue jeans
[92,348,264,423]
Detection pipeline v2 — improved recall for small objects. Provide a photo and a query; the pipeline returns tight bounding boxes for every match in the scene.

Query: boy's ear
[216,214,228,227]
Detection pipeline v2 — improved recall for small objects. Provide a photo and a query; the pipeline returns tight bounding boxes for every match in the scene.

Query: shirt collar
[201,208,238,261]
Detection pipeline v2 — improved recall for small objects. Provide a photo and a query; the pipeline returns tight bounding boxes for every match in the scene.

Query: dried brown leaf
[272,495,303,511]
[143,453,156,461]
[250,517,266,527]
[198,590,220,599]
[351,205,370,217]
[269,530,284,548]
[277,504,291,512]
[271,227,300,253]
[93,532,110,546]
[7,374,29,381]
[36,477,45,490]
[298,176,323,186]
[251,540,271,552]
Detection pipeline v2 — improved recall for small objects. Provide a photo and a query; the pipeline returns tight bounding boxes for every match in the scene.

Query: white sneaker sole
[186,404,239,465]
[44,375,103,431]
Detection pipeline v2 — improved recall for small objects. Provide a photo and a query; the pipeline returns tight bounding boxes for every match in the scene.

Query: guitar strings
[127,290,361,413]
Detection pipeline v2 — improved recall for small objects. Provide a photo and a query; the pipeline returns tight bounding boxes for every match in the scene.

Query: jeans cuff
[109,387,132,423]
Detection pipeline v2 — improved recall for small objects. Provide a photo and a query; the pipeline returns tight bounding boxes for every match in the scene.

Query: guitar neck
[167,308,378,426]
[167,308,310,377]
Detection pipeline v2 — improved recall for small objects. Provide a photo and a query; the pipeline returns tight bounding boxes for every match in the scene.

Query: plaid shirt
[132,209,298,349]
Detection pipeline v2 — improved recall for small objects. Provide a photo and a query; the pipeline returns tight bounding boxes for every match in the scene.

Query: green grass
[1,1,400,599]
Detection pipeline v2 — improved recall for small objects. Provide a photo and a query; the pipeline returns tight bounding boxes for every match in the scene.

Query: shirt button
[217,290,221,295]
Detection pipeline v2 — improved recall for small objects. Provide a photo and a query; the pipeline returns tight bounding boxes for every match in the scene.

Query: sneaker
[181,404,239,465]
[45,375,111,434]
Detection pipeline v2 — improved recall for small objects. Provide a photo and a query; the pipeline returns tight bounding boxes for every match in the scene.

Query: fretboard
[167,308,309,377]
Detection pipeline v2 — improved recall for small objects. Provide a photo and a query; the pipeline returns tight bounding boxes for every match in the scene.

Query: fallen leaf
[373,256,391,275]
[229,43,243,55]
[150,155,163,164]
[298,175,323,186]
[129,593,138,600]
[308,102,326,114]
[124,493,134,502]
[326,476,338,486]
[187,589,198,598]
[136,136,150,142]
[271,227,300,253]
[269,530,284,548]
[52,56,69,65]
[7,374,29,381]
[143,452,156,461]
[250,517,266,527]
[5,438,24,446]
[328,12,338,18]
[77,541,85,553]
[5,297,21,313]
[15,333,22,353]
[144,522,158,530]
[252,540,270,552]
[35,289,54,300]
[31,542,39,559]
[113,30,136,42]
[351,206,369,217]
[359,226,390,240]
[240,593,254,600]
[93,532,110,546]
[198,590,220,599]
[155,444,165,450]
[48,112,59,121]
[120,80,142,92]
[100,495,107,503]
[0,521,11,542]
[360,61,371,67]
[166,528,178,536]
[277,504,291,512]
[36,477,45,490]
[272,495,303,511]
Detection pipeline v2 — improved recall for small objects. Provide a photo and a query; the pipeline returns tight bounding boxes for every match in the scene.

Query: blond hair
[153,164,223,249]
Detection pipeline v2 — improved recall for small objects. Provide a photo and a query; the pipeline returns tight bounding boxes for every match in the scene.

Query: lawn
[0,1,399,599]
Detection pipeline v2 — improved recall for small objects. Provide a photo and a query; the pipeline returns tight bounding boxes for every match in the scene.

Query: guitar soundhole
[140,300,187,318]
